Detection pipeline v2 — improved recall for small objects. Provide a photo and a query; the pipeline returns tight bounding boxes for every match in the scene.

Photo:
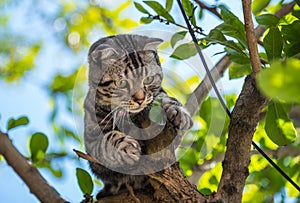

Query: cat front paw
[117,135,141,165]
[162,99,193,131]
[104,131,141,166]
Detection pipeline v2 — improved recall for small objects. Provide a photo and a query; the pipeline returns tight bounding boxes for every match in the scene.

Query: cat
[84,34,192,199]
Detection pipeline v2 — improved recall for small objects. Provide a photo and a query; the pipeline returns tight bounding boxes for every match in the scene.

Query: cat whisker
[121,108,128,131]
[100,107,121,125]
[103,115,114,131]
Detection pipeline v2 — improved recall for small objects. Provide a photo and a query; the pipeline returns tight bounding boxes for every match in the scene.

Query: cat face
[96,50,162,113]
[88,34,163,113]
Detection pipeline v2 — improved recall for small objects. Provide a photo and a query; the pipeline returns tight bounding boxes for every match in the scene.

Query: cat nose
[133,89,145,105]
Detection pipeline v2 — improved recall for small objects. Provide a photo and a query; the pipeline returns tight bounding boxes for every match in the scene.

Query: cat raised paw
[162,98,193,131]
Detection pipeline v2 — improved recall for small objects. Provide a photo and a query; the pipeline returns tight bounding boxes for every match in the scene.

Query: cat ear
[143,38,163,51]
[90,46,117,62]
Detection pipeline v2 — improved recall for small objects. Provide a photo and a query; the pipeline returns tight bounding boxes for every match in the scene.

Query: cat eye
[116,79,128,88]
[143,76,154,85]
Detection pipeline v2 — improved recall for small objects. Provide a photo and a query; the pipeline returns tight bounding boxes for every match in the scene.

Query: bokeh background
[0,0,299,202]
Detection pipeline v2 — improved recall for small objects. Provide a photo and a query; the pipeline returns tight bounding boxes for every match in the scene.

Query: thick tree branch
[0,132,67,203]
[217,76,269,202]
[213,0,270,201]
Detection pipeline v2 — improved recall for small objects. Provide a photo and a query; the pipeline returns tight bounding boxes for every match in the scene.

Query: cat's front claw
[117,135,141,165]
[162,99,193,131]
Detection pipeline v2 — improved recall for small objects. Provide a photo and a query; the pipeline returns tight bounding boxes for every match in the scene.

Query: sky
[0,0,296,202]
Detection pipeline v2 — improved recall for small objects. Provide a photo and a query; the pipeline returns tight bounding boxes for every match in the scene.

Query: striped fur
[84,34,193,198]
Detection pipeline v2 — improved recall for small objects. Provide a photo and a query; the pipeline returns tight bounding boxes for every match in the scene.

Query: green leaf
[199,7,203,19]
[281,20,300,43]
[252,0,271,15]
[216,23,247,49]
[206,28,244,53]
[170,31,187,48]
[149,99,166,125]
[256,14,279,27]
[140,17,153,24]
[50,69,79,93]
[7,116,29,131]
[76,168,94,195]
[295,0,300,7]
[228,51,250,65]
[292,10,300,19]
[143,1,174,23]
[179,148,198,165]
[229,62,252,79]
[199,188,212,196]
[170,42,197,60]
[227,49,251,80]
[265,101,297,146]
[134,2,149,14]
[165,0,173,12]
[285,42,300,57]
[182,0,193,16]
[63,127,80,142]
[257,58,300,103]
[263,27,283,61]
[29,132,49,163]
[218,6,247,48]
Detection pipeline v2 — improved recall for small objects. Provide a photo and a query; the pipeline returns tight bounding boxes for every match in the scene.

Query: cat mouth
[127,104,147,113]
[117,96,153,114]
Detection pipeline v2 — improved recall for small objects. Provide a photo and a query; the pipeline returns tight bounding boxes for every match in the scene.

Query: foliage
[135,0,300,201]
[76,168,94,195]
[29,132,49,163]
[0,0,300,202]
[7,116,29,131]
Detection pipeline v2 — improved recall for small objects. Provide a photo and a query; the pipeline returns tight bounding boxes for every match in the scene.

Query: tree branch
[213,0,270,201]
[185,55,231,116]
[242,0,261,76]
[194,0,223,19]
[217,76,269,202]
[0,132,67,203]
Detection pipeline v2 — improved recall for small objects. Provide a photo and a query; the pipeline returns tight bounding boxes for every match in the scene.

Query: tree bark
[0,132,67,203]
[216,76,268,202]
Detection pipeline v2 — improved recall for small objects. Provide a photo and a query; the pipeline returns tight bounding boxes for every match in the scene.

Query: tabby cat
[84,34,192,198]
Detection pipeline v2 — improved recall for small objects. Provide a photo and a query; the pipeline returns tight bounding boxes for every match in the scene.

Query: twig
[147,14,205,35]
[73,149,101,164]
[193,0,222,19]
[242,0,261,76]
[0,132,67,203]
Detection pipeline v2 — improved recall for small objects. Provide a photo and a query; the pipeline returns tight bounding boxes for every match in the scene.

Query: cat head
[88,34,163,113]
